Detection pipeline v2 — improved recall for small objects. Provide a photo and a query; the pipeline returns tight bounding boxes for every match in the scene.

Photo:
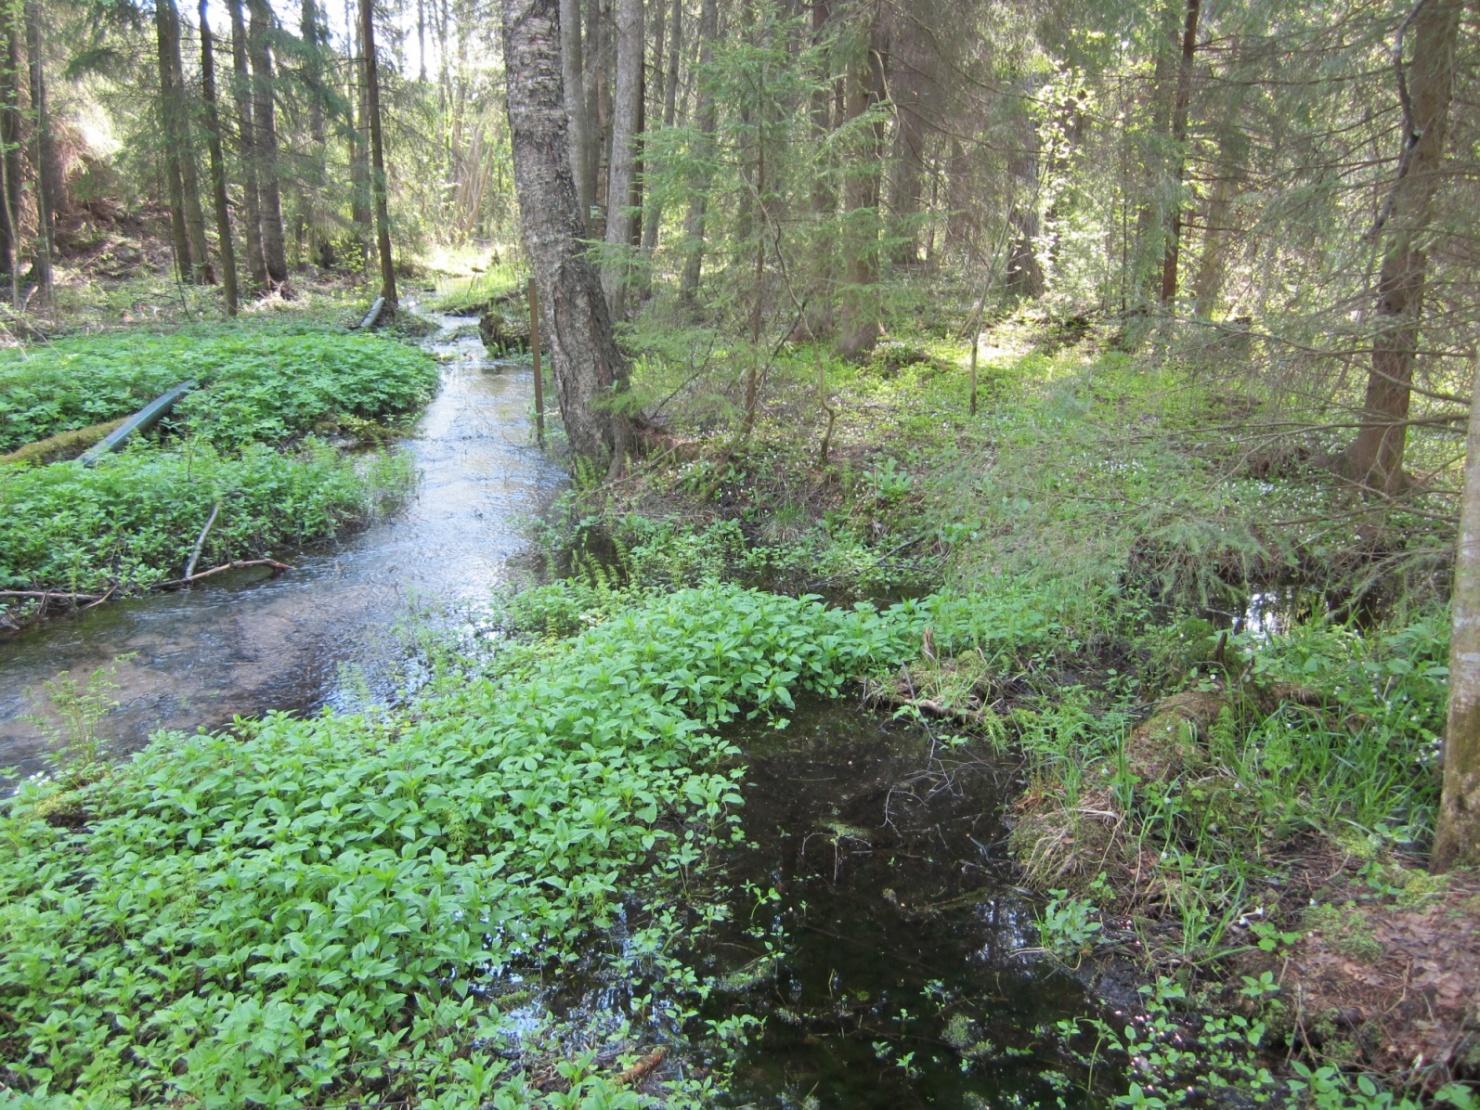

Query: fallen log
[613,1046,666,1088]
[0,417,128,467]
[78,380,197,467]
[357,296,386,330]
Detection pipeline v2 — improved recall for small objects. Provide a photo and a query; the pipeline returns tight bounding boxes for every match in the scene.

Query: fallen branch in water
[156,558,294,590]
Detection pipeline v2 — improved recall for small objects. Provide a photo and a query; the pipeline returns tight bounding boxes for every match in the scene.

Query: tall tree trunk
[797,0,835,339]
[883,4,930,267]
[1004,101,1044,299]
[1344,0,1460,493]
[501,0,634,468]
[1435,362,1480,871]
[248,0,289,285]
[1158,0,1200,304]
[677,0,716,304]
[1190,38,1249,319]
[155,0,193,281]
[0,12,19,286]
[347,0,371,271]
[837,10,885,359]
[229,0,267,289]
[637,0,680,266]
[600,0,641,317]
[359,0,397,308]
[24,0,52,303]
[302,0,332,268]
[558,0,592,221]
[199,0,239,314]
[171,0,213,283]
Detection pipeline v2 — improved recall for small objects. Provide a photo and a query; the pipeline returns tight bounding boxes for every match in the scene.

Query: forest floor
[2,254,1477,1105]
[550,296,1479,1105]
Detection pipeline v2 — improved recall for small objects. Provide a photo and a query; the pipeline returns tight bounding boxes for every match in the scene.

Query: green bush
[0,586,912,1105]
[0,442,412,596]
[0,330,437,454]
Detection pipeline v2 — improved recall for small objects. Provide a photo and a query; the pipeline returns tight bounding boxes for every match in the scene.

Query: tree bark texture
[360,0,398,308]
[600,0,642,317]
[0,13,20,281]
[1434,361,1480,871]
[199,0,239,314]
[248,0,289,284]
[502,0,634,467]
[677,0,717,304]
[1158,0,1200,304]
[155,0,193,281]
[1344,0,1460,493]
[24,0,52,301]
[229,0,268,288]
[558,0,591,221]
[837,9,885,360]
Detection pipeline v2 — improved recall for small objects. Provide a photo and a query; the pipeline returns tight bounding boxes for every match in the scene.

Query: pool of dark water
[700,700,1104,1107]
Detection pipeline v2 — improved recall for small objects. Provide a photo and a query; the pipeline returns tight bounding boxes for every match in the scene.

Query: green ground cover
[0,585,911,1106]
[0,325,438,621]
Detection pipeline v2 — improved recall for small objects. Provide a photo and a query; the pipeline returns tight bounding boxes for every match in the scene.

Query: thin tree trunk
[0,12,19,286]
[1158,0,1200,304]
[1004,100,1044,299]
[360,0,397,308]
[638,0,679,266]
[155,0,193,281]
[600,0,641,316]
[248,0,289,284]
[1434,361,1480,871]
[559,0,592,220]
[1344,0,1460,492]
[302,0,332,268]
[169,0,213,283]
[678,0,717,304]
[501,0,635,469]
[229,0,267,289]
[199,0,239,314]
[347,0,371,270]
[883,5,930,267]
[24,0,52,304]
[797,0,834,339]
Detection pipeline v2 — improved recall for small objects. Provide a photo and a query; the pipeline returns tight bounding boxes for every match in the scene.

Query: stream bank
[0,313,565,785]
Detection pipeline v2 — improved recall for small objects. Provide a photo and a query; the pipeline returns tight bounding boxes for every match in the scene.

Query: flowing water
[0,313,566,785]
[0,317,1105,1101]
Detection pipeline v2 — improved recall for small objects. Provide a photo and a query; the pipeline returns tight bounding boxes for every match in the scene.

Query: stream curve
[0,313,565,785]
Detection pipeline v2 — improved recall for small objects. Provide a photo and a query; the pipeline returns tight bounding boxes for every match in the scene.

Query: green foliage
[426,263,526,315]
[0,441,411,596]
[0,329,437,454]
[0,585,911,1104]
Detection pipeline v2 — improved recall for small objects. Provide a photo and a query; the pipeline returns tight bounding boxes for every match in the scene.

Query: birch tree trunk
[501,0,635,468]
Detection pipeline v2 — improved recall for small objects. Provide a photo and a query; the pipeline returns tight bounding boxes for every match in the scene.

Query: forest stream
[0,313,567,784]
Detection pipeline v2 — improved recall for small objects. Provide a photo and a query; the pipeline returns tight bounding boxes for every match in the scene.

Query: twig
[183,501,221,580]
[156,558,294,590]
[0,588,105,602]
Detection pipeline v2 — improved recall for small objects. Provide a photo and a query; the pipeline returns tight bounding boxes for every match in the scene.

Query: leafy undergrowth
[0,327,437,453]
[0,585,914,1106]
[0,326,438,625]
[0,443,412,598]
[543,313,1473,1104]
